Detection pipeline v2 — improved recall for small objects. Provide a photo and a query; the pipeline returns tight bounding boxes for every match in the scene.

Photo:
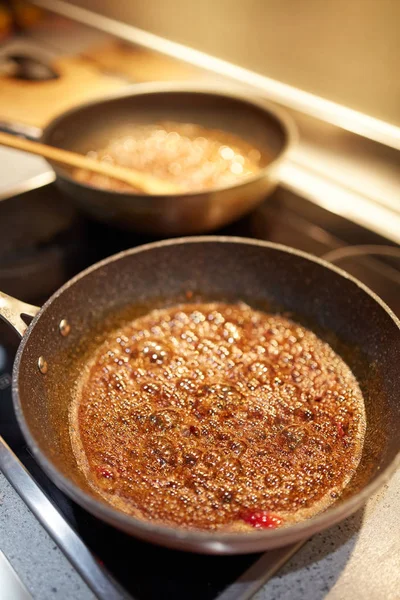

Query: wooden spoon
[0,131,181,195]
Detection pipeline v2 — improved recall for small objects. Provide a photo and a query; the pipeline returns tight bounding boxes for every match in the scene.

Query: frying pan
[0,237,399,554]
[0,83,295,235]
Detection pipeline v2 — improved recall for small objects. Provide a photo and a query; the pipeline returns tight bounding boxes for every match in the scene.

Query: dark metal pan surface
[1,237,399,553]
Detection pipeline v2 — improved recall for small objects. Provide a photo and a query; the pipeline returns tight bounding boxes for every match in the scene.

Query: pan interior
[15,240,400,538]
[43,90,287,176]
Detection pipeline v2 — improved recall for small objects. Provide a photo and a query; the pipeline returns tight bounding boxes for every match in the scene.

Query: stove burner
[0,184,89,303]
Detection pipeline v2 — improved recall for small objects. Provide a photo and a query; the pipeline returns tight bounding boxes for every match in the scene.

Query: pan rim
[41,81,297,199]
[12,236,400,552]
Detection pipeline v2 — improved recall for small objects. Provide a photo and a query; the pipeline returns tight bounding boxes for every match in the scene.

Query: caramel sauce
[70,303,366,531]
[73,122,263,193]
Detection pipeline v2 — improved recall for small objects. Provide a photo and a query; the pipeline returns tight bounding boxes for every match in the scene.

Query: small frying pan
[0,83,295,235]
[0,237,399,554]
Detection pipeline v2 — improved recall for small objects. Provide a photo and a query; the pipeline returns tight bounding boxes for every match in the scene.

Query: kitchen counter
[1,464,399,599]
[0,472,94,600]
[255,469,400,600]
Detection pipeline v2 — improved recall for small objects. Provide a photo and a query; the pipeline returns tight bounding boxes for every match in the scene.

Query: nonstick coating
[13,238,400,554]
[40,84,294,234]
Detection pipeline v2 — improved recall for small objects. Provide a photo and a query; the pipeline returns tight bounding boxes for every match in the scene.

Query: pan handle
[0,292,40,337]
[0,120,42,141]
[322,245,400,264]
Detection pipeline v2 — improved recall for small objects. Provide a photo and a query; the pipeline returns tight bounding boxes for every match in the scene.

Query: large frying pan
[0,83,295,235]
[0,237,399,554]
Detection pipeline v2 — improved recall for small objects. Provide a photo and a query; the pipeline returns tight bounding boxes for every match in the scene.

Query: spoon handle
[0,131,178,195]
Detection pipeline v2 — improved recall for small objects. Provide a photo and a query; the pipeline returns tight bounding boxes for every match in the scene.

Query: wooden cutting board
[0,54,125,129]
[81,41,220,84]
[0,41,221,130]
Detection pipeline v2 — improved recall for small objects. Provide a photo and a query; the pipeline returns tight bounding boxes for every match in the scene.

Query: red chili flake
[97,467,114,479]
[336,422,345,438]
[240,510,283,529]
[342,436,350,449]
[189,425,200,437]
[186,290,193,299]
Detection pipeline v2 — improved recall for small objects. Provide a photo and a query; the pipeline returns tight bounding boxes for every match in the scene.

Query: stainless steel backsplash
[68,0,400,127]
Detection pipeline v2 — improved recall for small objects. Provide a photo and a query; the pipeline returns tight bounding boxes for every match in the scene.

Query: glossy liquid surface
[71,303,366,531]
[73,122,263,193]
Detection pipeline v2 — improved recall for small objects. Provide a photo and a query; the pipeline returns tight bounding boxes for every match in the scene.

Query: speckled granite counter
[0,473,95,600]
[255,469,400,600]
[1,467,399,599]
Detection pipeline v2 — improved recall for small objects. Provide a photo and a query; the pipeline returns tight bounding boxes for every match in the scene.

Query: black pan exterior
[41,84,294,234]
[12,238,400,553]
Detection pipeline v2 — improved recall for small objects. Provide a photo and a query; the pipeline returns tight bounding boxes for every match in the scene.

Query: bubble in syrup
[148,409,181,432]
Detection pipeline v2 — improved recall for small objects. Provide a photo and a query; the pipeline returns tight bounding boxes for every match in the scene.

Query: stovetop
[0,179,399,600]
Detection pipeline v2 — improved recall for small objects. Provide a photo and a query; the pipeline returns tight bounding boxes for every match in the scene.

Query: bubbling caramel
[72,122,263,193]
[70,303,366,531]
